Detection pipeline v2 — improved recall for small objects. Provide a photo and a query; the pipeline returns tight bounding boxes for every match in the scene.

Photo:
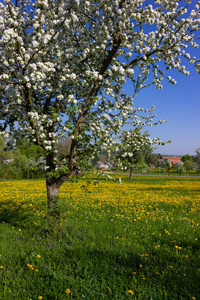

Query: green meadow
[0,175,200,300]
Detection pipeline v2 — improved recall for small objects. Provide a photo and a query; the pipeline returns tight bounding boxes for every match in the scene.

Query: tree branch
[23,85,42,147]
[0,78,19,85]
[68,23,124,171]
[43,96,52,114]
[99,27,123,76]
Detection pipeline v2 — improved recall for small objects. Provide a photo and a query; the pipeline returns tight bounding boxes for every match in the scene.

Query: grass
[109,168,200,176]
[0,175,200,300]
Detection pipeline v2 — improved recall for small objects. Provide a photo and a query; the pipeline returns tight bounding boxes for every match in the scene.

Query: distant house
[96,161,111,170]
[2,158,14,164]
[96,154,113,170]
[99,156,108,163]
[161,155,182,165]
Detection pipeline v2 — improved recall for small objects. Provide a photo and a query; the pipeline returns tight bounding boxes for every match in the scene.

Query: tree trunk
[129,167,133,180]
[45,149,74,224]
[46,175,61,220]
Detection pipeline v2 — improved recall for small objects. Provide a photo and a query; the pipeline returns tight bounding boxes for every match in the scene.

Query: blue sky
[126,53,200,157]
[123,0,200,157]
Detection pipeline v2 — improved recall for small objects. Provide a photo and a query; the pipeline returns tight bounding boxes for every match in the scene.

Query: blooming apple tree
[117,128,152,179]
[116,106,170,179]
[0,0,200,211]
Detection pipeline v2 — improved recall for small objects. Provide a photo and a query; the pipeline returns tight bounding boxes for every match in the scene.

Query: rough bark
[46,181,59,205]
[129,167,133,180]
[46,175,61,220]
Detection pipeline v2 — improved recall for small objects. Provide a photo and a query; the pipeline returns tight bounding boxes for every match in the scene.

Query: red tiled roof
[162,156,182,164]
[99,156,108,162]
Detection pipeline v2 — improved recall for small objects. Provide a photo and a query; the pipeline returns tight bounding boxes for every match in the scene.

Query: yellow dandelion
[128,290,134,294]
[38,297,43,300]
[0,266,3,269]
[37,255,41,258]
[66,289,71,294]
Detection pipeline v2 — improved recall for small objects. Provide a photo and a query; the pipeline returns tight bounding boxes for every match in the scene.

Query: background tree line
[0,136,45,180]
[0,134,199,180]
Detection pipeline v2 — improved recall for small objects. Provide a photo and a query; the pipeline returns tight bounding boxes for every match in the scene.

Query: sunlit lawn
[0,175,200,299]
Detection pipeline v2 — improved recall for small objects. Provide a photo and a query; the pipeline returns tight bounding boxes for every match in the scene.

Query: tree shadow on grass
[0,199,36,227]
[25,223,200,300]
[1,197,199,299]
[24,238,200,300]
[66,248,199,299]
[1,216,199,299]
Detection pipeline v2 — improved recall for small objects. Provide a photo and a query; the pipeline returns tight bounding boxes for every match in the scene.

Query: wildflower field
[0,175,200,300]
